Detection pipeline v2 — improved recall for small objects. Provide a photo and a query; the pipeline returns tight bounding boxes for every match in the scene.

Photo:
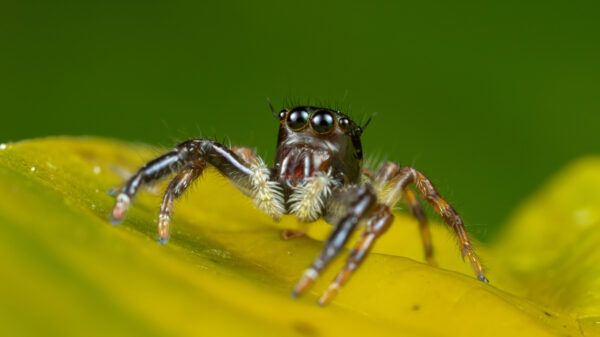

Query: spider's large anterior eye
[310,110,335,134]
[286,109,309,131]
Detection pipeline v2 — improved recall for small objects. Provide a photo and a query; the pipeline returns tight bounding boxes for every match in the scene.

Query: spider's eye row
[286,109,310,131]
[310,110,335,134]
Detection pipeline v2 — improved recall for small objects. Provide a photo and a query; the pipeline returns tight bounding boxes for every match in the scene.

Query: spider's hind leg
[403,188,436,266]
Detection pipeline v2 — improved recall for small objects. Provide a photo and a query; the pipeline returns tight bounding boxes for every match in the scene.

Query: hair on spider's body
[110,104,488,306]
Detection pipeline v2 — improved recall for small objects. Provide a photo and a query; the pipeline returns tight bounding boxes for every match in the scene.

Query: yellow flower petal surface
[0,137,595,336]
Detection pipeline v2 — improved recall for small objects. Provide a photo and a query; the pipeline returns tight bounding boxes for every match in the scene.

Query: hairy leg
[318,204,394,305]
[157,164,205,244]
[231,147,286,220]
[371,164,436,265]
[289,170,338,223]
[111,140,285,237]
[292,185,377,298]
[111,144,191,224]
[403,188,436,266]
[382,164,487,282]
[233,146,294,239]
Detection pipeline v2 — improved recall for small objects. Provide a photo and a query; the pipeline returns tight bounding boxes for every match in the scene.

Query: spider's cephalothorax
[110,105,488,306]
[275,106,363,188]
[273,107,366,223]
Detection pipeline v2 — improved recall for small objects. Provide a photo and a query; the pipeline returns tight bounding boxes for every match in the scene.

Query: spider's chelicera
[110,105,488,306]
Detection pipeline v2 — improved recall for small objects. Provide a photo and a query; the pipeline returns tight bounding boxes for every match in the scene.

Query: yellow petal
[490,157,600,333]
[0,137,593,336]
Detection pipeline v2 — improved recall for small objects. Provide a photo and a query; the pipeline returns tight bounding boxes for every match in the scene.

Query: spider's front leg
[292,185,378,299]
[318,203,393,305]
[381,163,488,283]
[110,140,284,243]
[292,184,396,305]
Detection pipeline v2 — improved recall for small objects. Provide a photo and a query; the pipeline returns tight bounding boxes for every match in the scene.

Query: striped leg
[381,164,487,283]
[157,164,205,244]
[372,164,436,266]
[403,188,436,266]
[318,204,393,306]
[110,140,285,237]
[111,144,191,224]
[292,186,378,298]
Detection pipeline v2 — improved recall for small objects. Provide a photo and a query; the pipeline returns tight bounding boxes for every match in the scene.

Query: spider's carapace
[110,105,488,306]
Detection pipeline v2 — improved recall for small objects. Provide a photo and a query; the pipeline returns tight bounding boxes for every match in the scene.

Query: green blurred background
[1,1,599,240]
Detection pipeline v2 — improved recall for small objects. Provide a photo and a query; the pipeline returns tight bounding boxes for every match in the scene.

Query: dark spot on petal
[292,321,319,337]
[412,304,420,311]
[543,311,553,317]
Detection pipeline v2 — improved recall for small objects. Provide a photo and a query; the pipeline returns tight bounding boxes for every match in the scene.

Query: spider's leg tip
[106,188,117,197]
[157,236,170,245]
[318,283,340,306]
[317,294,332,307]
[110,208,126,225]
[426,256,438,267]
[110,194,130,225]
[478,275,489,283]
[291,284,305,299]
[292,268,318,298]
[109,216,123,226]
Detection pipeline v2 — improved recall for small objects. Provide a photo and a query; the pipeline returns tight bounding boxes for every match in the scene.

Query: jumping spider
[110,105,488,306]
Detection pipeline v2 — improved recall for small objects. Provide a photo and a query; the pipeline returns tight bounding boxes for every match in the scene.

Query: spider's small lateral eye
[286,109,310,131]
[278,110,287,120]
[338,117,350,129]
[310,110,335,134]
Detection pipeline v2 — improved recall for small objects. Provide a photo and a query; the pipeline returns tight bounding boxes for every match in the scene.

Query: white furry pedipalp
[289,170,338,222]
[249,159,286,220]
